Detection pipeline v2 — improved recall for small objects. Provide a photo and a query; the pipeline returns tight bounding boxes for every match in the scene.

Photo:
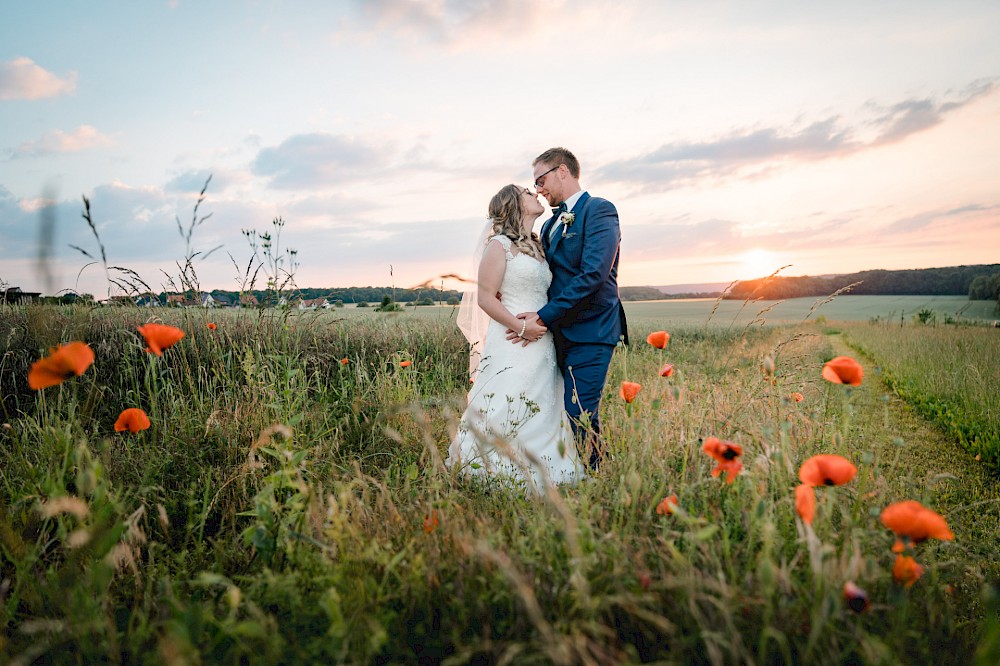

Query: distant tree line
[288,286,463,304]
[725,264,1000,304]
[618,286,722,301]
[19,264,1000,309]
[198,286,464,306]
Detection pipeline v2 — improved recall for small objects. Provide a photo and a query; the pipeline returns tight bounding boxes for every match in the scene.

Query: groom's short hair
[534,147,580,179]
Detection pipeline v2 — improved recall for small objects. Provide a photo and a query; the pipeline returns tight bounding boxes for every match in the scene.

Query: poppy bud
[843,581,870,613]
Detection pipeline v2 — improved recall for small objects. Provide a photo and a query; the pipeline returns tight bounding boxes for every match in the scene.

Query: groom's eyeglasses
[533,165,559,188]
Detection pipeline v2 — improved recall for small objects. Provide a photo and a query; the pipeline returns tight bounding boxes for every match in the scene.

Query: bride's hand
[506,313,547,345]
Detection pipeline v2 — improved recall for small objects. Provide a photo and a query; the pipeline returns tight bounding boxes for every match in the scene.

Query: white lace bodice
[489,235,551,315]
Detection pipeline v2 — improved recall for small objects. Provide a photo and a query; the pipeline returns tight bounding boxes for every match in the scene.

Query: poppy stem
[822,381,832,426]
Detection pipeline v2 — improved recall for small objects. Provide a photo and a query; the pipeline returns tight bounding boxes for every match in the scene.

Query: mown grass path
[828,331,1000,602]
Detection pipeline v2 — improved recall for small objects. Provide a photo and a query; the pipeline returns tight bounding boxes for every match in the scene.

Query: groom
[509,147,628,470]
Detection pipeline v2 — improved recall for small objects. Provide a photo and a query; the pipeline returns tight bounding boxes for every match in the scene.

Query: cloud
[0,176,406,295]
[15,125,115,157]
[338,0,558,48]
[252,133,385,189]
[596,80,997,192]
[165,169,232,193]
[620,198,1000,281]
[0,57,77,100]
[881,203,999,235]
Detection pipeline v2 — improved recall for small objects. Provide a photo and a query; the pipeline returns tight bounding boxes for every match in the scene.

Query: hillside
[724,264,1000,301]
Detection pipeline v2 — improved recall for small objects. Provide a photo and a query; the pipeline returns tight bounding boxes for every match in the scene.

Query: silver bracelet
[519,319,527,338]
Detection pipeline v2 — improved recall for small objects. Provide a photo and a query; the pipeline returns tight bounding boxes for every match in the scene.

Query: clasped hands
[506,312,547,346]
[495,292,546,345]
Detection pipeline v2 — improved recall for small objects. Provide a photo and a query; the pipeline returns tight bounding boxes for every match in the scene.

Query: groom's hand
[506,312,547,345]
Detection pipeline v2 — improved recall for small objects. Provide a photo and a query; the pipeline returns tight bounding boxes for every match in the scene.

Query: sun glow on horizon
[737,249,787,281]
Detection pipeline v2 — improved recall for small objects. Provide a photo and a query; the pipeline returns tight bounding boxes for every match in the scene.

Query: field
[839,322,1000,467]
[1,300,999,664]
[351,294,998,327]
[624,295,998,326]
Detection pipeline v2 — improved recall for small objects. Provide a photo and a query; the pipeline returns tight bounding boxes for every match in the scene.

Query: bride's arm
[476,241,531,332]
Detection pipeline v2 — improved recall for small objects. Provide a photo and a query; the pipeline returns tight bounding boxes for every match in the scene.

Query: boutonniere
[558,211,575,237]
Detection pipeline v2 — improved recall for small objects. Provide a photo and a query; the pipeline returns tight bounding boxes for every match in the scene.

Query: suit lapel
[541,214,558,256]
[548,192,590,256]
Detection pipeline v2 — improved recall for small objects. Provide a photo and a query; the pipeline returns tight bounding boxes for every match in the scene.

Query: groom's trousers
[556,336,615,470]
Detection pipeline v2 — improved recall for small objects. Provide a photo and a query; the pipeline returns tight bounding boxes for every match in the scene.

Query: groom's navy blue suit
[538,191,628,469]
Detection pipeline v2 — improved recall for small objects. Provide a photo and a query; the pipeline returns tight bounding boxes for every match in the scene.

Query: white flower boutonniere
[558,211,575,237]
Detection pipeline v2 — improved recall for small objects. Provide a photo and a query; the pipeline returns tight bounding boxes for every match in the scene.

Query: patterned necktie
[548,203,567,242]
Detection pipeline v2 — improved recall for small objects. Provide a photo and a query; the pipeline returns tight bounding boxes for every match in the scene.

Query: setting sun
[738,249,785,280]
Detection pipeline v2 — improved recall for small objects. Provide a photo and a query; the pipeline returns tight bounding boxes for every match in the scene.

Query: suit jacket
[538,192,628,346]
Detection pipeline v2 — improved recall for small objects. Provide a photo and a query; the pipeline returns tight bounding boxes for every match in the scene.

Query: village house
[298,297,328,310]
[209,292,237,307]
[1,287,41,305]
[135,295,161,307]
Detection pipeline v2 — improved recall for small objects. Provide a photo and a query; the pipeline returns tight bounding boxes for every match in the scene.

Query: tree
[915,308,936,325]
[375,295,401,312]
[969,272,1000,300]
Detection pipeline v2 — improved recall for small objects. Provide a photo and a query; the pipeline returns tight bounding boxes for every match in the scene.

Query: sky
[2,0,999,298]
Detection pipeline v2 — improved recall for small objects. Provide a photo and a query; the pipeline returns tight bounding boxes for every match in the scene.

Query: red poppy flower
[28,341,95,390]
[341,358,349,365]
[656,495,678,516]
[137,323,185,356]
[620,381,642,403]
[893,554,924,588]
[795,484,816,525]
[843,581,870,613]
[822,356,863,386]
[789,392,804,403]
[798,454,858,487]
[207,322,217,330]
[400,360,412,368]
[646,331,670,349]
[659,363,674,378]
[702,437,743,483]
[423,510,439,534]
[114,408,151,433]
[880,500,954,548]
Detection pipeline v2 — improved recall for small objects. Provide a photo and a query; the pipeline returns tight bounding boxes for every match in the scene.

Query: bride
[447,184,585,490]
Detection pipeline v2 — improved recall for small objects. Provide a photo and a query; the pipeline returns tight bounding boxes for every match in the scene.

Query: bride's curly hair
[487,184,544,260]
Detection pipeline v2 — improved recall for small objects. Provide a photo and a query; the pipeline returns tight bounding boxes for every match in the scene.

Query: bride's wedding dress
[448,235,584,489]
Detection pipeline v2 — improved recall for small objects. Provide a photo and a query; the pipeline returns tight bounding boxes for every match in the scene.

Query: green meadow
[353,294,998,327]
[1,298,998,664]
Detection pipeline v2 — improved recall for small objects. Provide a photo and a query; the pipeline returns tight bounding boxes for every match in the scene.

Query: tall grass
[841,321,1000,469]
[1,304,998,663]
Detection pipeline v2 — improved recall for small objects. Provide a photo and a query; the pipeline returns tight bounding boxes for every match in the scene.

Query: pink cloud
[0,57,77,100]
[16,125,115,157]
